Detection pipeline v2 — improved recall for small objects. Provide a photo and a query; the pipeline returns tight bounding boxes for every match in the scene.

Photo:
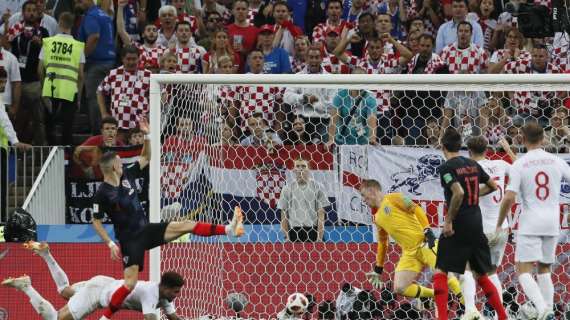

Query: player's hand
[442,221,454,237]
[365,268,383,289]
[139,116,150,134]
[108,241,121,261]
[423,228,436,249]
[488,227,508,246]
[225,206,245,237]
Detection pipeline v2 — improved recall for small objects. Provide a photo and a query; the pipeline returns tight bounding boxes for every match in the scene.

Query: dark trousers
[1,148,7,221]
[288,226,318,242]
[45,97,77,146]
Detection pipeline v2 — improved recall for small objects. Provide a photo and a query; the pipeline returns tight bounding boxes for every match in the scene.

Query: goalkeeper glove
[365,266,383,289]
[488,228,508,247]
[423,228,436,249]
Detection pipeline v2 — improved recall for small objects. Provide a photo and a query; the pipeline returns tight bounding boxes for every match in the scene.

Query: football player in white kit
[2,241,183,320]
[460,136,515,319]
[496,122,570,320]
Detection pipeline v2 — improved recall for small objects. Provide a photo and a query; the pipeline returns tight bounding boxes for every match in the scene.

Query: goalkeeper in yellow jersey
[359,179,463,300]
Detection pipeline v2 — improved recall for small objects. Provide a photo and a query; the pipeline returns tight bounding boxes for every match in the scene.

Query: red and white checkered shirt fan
[322,54,351,74]
[98,66,152,130]
[490,49,531,64]
[312,20,350,43]
[406,53,445,74]
[136,43,167,70]
[440,43,489,74]
[172,46,203,73]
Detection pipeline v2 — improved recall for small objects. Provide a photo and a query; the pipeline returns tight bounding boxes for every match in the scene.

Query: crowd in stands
[1,0,570,157]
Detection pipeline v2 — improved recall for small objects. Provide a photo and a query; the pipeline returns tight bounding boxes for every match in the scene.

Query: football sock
[103,285,132,318]
[477,275,507,320]
[433,273,449,320]
[39,250,69,294]
[489,274,503,303]
[191,222,227,237]
[519,273,547,314]
[536,273,554,311]
[402,283,434,298]
[23,285,57,320]
[461,271,477,312]
[447,275,464,304]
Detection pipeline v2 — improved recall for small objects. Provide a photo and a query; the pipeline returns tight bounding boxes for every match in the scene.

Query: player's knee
[393,281,409,295]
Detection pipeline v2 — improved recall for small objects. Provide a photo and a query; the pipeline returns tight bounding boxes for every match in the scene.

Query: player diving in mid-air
[359,179,464,303]
[90,118,245,319]
[2,241,184,319]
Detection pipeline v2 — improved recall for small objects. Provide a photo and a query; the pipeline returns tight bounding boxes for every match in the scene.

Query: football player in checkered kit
[503,45,562,127]
[440,21,489,139]
[171,21,205,74]
[278,157,329,242]
[116,0,166,73]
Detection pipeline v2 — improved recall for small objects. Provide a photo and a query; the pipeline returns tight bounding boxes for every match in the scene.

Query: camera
[504,0,569,38]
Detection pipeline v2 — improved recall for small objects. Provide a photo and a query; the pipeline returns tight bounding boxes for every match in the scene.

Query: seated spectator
[327,70,378,147]
[405,1,442,37]
[488,27,529,74]
[407,17,426,35]
[291,35,309,73]
[127,127,144,146]
[162,115,207,164]
[216,55,237,74]
[227,0,260,68]
[480,96,512,145]
[97,45,151,141]
[282,116,312,145]
[376,0,407,40]
[348,12,378,58]
[171,21,205,73]
[3,0,58,38]
[406,34,444,74]
[544,110,570,153]
[202,29,241,73]
[156,5,178,47]
[240,112,283,148]
[284,46,335,143]
[257,24,291,74]
[312,0,350,44]
[271,1,303,55]
[435,0,484,53]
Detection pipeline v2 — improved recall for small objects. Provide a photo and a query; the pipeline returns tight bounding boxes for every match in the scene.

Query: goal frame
[148,73,570,304]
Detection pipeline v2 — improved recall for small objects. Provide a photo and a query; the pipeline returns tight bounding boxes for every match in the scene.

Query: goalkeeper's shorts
[395,242,438,273]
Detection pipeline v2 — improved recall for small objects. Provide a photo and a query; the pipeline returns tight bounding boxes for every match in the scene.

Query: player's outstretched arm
[138,117,151,169]
[93,218,121,260]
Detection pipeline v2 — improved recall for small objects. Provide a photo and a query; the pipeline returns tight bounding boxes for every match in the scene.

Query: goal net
[149,74,570,319]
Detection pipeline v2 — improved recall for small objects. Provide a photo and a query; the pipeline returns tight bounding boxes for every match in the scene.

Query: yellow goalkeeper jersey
[374,193,429,251]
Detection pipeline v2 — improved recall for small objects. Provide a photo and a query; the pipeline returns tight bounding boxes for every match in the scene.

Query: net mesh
[156,79,570,319]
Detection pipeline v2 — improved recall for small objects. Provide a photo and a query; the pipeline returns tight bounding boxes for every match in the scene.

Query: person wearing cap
[256,24,291,74]
[321,28,351,74]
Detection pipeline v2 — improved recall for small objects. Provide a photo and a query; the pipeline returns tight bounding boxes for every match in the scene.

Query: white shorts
[68,275,114,320]
[486,232,508,267]
[515,234,558,264]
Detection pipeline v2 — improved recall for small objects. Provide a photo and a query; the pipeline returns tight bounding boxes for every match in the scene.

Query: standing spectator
[376,0,407,40]
[435,0,484,53]
[504,45,561,127]
[0,42,21,120]
[196,11,224,50]
[117,0,166,73]
[290,35,309,73]
[480,97,512,145]
[156,5,178,48]
[227,0,260,71]
[349,12,378,58]
[312,0,350,44]
[346,0,371,24]
[10,0,49,145]
[202,30,241,74]
[272,1,303,55]
[467,0,498,52]
[552,31,569,72]
[4,0,58,39]
[322,28,351,74]
[374,13,414,73]
[239,112,283,147]
[407,17,426,34]
[544,109,570,153]
[97,46,151,141]
[278,157,329,242]
[284,46,334,143]
[406,34,445,74]
[488,27,529,74]
[171,21,205,73]
[406,0,442,37]
[172,0,201,36]
[327,69,378,147]
[440,21,489,136]
[257,24,291,74]
[406,30,422,55]
[200,0,231,23]
[39,12,85,146]
[77,0,115,135]
[127,127,145,146]
[159,51,179,74]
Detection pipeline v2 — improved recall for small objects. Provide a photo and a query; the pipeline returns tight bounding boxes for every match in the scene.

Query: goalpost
[149,74,570,319]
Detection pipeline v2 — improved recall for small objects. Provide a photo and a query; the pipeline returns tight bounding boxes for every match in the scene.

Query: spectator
[272,1,303,55]
[467,0,498,52]
[257,24,291,74]
[374,13,414,73]
[4,0,58,38]
[435,0,484,53]
[440,21,489,136]
[504,45,562,127]
[312,0,350,44]
[77,0,115,135]
[290,35,309,73]
[172,0,201,36]
[327,69,378,147]
[239,112,283,148]
[159,51,179,74]
[10,0,49,145]
[39,12,85,146]
[544,110,570,152]
[346,0,372,23]
[480,96,512,145]
[117,0,167,73]
[203,29,241,74]
[0,37,21,123]
[219,121,238,145]
[156,5,178,48]
[97,45,151,141]
[127,127,144,146]
[406,30,422,55]
[552,31,569,72]
[488,27,529,74]
[406,34,444,74]
[347,12,378,58]
[284,45,334,143]
[227,0,260,71]
[200,0,231,23]
[321,29,351,74]
[162,115,207,163]
[196,11,224,50]
[282,115,311,145]
[278,157,329,242]
[406,0,442,37]
[376,0,407,40]
[419,117,441,147]
[171,21,205,73]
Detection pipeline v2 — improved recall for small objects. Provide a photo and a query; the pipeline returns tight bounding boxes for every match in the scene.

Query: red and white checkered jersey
[553,32,569,72]
[218,84,238,110]
[312,20,350,43]
[503,59,561,112]
[171,46,204,73]
[406,53,445,74]
[97,66,152,130]
[178,13,199,33]
[322,54,351,74]
[235,78,283,125]
[135,43,167,70]
[489,49,531,64]
[440,43,489,74]
[290,57,306,74]
[6,22,24,42]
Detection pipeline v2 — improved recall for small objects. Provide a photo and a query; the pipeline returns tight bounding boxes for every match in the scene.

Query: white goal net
[149,74,570,319]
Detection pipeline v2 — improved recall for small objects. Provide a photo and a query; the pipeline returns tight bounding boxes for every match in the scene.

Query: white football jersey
[100,280,176,315]
[478,159,511,234]
[507,149,570,236]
